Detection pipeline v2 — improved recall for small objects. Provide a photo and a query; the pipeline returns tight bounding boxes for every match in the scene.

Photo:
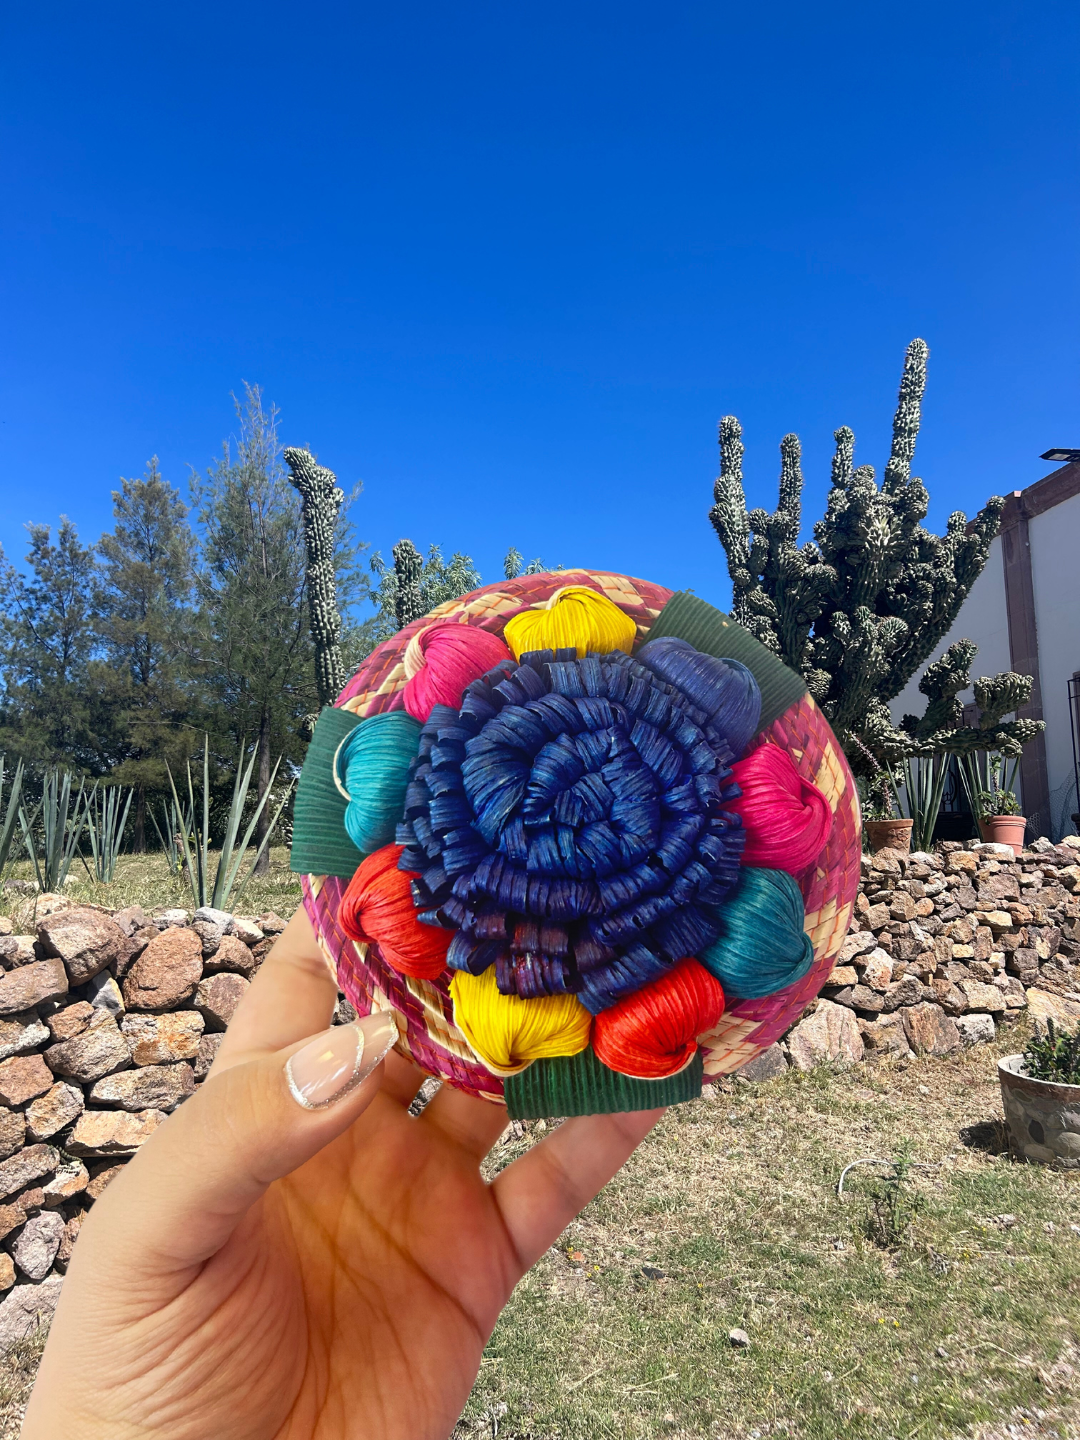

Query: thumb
[78,1010,398,1279]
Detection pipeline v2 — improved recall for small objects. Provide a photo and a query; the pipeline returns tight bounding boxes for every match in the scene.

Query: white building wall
[1028,491,1080,833]
[890,534,1011,726]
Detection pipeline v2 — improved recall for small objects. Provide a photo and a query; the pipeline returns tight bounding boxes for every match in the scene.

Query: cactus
[707,339,1038,773]
[896,646,1040,755]
[283,447,347,708]
[370,542,481,638]
[391,539,425,629]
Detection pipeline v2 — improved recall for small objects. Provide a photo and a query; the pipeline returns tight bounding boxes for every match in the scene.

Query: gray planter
[998,1055,1080,1167]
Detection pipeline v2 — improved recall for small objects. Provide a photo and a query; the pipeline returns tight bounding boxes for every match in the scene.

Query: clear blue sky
[2,1,1077,614]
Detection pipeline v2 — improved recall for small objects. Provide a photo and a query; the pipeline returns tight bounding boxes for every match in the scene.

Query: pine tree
[94,459,196,848]
[0,519,101,767]
[191,386,315,870]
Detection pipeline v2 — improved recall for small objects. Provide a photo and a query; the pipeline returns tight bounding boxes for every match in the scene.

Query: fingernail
[286,1012,397,1110]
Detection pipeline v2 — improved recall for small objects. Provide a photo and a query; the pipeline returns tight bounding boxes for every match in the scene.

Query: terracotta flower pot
[864,817,913,854]
[999,1055,1080,1167]
[979,815,1027,856]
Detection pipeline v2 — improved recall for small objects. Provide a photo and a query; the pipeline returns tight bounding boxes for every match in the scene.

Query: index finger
[210,905,338,1075]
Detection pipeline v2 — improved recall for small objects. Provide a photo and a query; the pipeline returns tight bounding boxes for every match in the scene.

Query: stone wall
[3,833,1080,1345]
[0,896,287,1347]
[741,835,1080,1081]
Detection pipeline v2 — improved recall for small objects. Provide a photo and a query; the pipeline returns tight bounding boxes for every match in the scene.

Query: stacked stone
[0,897,286,1345]
[738,835,1080,1079]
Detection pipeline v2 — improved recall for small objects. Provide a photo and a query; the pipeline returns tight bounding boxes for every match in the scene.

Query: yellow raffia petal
[449,967,592,1076]
[503,585,637,661]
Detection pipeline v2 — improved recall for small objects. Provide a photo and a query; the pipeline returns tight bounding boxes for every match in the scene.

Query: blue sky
[2,1,1077,615]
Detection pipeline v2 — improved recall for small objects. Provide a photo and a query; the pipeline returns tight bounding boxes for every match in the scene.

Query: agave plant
[0,756,26,879]
[18,768,90,893]
[86,784,134,883]
[149,794,194,877]
[959,750,1021,822]
[888,754,952,853]
[165,736,294,911]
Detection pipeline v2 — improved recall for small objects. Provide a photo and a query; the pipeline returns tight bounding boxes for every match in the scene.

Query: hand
[23,908,660,1440]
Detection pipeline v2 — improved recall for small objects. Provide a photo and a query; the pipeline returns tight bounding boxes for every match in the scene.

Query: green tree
[0,519,101,767]
[93,459,197,848]
[502,548,547,580]
[191,386,314,871]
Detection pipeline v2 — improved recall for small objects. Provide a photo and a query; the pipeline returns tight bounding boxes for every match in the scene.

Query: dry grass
[1,847,303,921]
[0,1331,46,1438]
[462,1038,1080,1440]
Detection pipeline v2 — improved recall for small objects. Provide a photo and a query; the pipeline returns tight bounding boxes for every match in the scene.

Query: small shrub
[1022,1018,1080,1085]
[860,1142,924,1250]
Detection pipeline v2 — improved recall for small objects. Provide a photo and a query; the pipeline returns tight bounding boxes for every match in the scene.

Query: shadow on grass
[959,1117,1012,1156]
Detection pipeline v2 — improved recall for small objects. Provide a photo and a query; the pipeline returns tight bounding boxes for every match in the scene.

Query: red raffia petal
[591,957,725,1079]
[340,843,451,980]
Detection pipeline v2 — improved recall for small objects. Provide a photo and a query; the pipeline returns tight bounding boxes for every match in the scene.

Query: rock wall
[0,897,287,1347]
[3,833,1080,1345]
[744,836,1080,1080]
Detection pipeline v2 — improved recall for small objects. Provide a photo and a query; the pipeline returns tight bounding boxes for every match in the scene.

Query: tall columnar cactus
[392,538,425,629]
[370,542,482,638]
[708,339,1026,769]
[284,447,348,709]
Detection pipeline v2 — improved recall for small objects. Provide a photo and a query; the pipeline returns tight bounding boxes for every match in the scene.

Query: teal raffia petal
[698,866,814,999]
[338,711,424,856]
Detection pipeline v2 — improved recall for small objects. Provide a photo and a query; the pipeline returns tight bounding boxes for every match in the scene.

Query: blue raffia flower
[396,646,754,1012]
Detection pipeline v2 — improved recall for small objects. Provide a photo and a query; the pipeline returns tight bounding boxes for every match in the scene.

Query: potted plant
[859,771,913,855]
[999,1019,1080,1168]
[961,751,1027,855]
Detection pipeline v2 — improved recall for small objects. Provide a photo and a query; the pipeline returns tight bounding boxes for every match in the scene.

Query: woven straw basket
[298,570,861,1109]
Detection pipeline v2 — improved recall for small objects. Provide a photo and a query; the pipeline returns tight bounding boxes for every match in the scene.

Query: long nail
[285,1012,397,1110]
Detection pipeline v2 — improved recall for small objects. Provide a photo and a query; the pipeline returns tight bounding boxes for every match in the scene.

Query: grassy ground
[3,1043,1079,1437]
[458,1036,1080,1440]
[7,1041,1076,1438]
[1,847,304,921]
[0,1333,46,1439]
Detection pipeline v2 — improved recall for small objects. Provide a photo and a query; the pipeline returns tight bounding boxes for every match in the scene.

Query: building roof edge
[1002,460,1080,526]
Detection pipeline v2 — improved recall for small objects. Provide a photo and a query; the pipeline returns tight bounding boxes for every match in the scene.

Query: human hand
[23,907,660,1440]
